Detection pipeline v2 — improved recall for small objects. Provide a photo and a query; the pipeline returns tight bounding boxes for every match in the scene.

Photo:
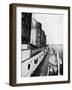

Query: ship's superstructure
[21,13,48,77]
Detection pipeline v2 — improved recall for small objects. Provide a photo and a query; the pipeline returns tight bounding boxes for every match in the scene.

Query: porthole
[34,58,38,64]
[28,64,30,70]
